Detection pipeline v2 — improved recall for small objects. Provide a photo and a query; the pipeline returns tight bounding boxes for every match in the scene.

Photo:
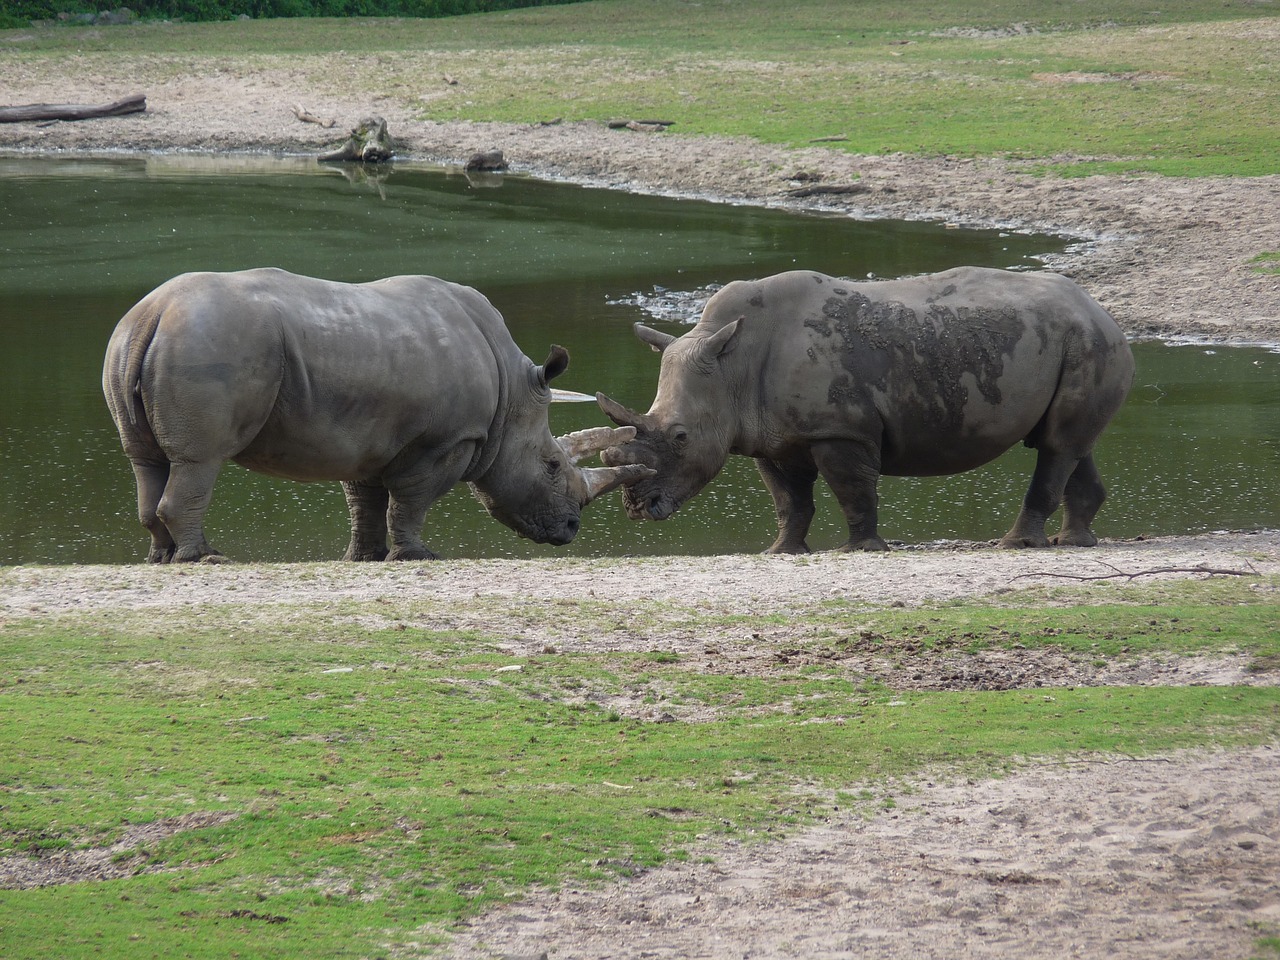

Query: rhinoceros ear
[699,318,741,359]
[539,345,571,387]
[634,323,677,354]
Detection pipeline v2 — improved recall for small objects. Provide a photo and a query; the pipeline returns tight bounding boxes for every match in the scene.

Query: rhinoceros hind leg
[1000,448,1083,549]
[810,440,889,553]
[755,455,819,554]
[1052,454,1105,547]
[342,480,391,561]
[130,460,177,563]
[155,461,225,562]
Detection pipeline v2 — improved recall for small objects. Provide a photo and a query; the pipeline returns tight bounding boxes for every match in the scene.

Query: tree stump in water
[318,116,394,163]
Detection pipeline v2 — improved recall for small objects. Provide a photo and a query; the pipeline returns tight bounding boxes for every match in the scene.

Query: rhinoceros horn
[556,426,654,504]
[595,393,648,430]
[557,425,637,464]
[582,462,655,502]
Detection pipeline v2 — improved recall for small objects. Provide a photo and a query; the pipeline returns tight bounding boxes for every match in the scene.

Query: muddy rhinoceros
[597,267,1134,552]
[103,268,651,563]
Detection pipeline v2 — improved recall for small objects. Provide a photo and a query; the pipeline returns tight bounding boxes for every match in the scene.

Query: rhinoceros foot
[343,544,390,562]
[763,539,811,555]
[1052,529,1100,548]
[167,542,228,563]
[835,536,891,553]
[386,544,440,561]
[997,534,1051,549]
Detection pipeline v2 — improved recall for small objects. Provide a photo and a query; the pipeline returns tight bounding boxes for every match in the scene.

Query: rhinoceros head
[470,345,654,544]
[596,319,741,522]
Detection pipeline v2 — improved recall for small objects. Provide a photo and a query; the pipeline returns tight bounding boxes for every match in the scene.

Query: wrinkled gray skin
[103,268,650,563]
[598,267,1135,553]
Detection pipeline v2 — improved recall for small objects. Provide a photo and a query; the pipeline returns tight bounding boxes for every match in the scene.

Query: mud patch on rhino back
[812,292,1027,432]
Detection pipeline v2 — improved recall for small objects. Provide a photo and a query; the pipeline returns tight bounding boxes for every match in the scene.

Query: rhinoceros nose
[544,515,579,545]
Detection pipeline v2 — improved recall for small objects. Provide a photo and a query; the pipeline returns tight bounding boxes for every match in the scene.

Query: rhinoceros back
[103,269,510,483]
[695,267,1132,476]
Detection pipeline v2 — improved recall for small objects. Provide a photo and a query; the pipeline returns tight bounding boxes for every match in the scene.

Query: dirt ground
[1,50,1279,960]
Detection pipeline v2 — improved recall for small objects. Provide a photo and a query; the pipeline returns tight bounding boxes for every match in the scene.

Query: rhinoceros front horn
[557,425,637,464]
[581,463,656,503]
[556,425,654,505]
[596,393,646,429]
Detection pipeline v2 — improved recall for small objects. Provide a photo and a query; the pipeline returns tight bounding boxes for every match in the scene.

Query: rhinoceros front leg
[380,445,477,561]
[810,440,890,552]
[755,454,819,554]
[341,480,391,561]
[154,461,227,563]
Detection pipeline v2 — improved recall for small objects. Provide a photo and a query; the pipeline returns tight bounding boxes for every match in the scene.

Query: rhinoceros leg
[1053,454,1106,547]
[341,480,391,561]
[755,454,819,554]
[130,459,176,563]
[380,446,478,560]
[810,440,890,552]
[1000,449,1082,549]
[384,489,442,561]
[154,460,226,563]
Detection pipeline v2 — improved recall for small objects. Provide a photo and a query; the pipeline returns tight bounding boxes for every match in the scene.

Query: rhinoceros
[103,268,651,563]
[597,267,1134,552]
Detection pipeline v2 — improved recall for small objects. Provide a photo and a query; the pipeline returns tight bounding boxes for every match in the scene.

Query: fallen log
[786,183,871,199]
[0,93,146,123]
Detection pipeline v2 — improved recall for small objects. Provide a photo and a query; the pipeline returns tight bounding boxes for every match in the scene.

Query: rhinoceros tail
[117,304,164,429]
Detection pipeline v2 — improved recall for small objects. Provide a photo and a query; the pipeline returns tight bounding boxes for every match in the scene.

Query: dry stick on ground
[0,93,146,123]
[1010,561,1257,583]
[292,104,336,128]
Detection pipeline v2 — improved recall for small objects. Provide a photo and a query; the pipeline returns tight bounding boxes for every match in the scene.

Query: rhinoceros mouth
[622,487,679,522]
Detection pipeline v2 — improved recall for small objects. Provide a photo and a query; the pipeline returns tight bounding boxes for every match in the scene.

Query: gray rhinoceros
[597,267,1134,552]
[103,268,651,563]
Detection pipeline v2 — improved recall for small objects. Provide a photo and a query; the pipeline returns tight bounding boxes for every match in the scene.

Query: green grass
[1,574,1277,958]
[1251,252,1280,276]
[3,0,1277,175]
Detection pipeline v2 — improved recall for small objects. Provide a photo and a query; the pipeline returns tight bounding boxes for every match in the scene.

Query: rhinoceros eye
[670,427,689,445]
[544,458,563,476]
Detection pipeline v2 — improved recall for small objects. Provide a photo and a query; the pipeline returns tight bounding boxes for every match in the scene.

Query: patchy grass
[1250,252,1280,276]
[1,572,1277,958]
[3,0,1277,175]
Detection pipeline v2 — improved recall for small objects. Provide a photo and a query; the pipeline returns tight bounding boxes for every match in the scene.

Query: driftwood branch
[1010,561,1256,583]
[292,104,336,128]
[0,93,146,123]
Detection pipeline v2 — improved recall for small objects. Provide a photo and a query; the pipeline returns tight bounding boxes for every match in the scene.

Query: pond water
[0,155,1276,564]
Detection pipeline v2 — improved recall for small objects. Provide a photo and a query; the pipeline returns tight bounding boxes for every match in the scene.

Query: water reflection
[0,155,1275,564]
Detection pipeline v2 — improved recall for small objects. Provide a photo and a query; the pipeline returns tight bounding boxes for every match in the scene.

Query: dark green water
[1,155,1276,564]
